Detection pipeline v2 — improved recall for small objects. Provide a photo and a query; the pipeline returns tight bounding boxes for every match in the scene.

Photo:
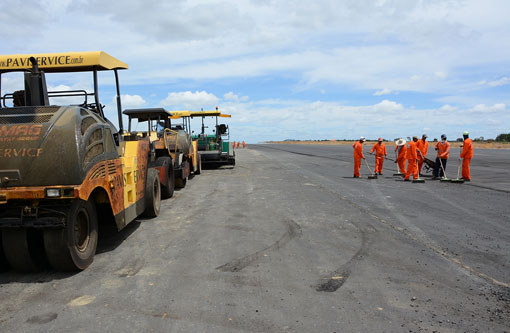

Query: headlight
[45,188,61,198]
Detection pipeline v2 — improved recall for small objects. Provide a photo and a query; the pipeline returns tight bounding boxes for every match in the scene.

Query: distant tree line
[495,133,510,142]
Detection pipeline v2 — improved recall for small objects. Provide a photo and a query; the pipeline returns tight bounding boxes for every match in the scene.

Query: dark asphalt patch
[316,271,350,292]
[26,312,58,324]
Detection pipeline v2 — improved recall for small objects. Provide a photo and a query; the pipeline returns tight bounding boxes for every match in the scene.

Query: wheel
[156,157,174,199]
[0,231,10,272]
[144,168,161,217]
[194,154,202,175]
[44,200,98,271]
[175,177,187,188]
[3,228,49,272]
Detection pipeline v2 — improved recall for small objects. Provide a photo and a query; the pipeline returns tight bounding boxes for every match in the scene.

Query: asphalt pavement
[0,144,509,332]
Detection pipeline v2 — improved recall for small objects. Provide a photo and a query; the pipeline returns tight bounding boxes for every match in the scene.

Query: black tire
[195,154,202,175]
[144,168,161,217]
[157,157,175,199]
[44,199,98,271]
[2,228,49,272]
[175,177,187,188]
[0,231,10,272]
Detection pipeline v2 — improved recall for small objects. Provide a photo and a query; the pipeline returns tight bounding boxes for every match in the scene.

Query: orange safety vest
[370,143,387,157]
[436,141,450,159]
[416,139,428,157]
[406,141,419,160]
[395,144,407,161]
[460,138,473,159]
[353,142,364,159]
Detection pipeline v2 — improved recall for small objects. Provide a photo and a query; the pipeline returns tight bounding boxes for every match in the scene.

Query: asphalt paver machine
[185,110,235,167]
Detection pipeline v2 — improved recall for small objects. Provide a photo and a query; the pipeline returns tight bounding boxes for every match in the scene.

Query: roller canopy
[0,51,128,73]
[123,108,173,121]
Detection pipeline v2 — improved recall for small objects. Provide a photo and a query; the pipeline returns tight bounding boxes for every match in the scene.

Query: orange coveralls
[416,139,428,174]
[395,144,407,173]
[370,142,387,174]
[460,138,473,180]
[436,141,450,160]
[405,141,420,180]
[353,142,365,177]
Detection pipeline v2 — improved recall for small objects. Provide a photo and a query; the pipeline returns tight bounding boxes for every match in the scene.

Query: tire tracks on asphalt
[216,218,302,272]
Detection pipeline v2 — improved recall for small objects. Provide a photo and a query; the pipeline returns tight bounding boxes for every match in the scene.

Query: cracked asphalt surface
[0,144,509,332]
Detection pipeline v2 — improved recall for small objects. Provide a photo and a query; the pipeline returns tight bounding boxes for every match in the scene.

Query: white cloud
[487,77,510,87]
[434,71,447,79]
[439,104,458,112]
[120,94,147,109]
[373,88,393,96]
[372,100,404,112]
[160,91,219,110]
[472,103,506,112]
[223,92,249,102]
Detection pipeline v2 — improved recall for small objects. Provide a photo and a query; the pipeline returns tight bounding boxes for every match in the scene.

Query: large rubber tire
[194,154,202,175]
[157,157,175,199]
[175,177,187,188]
[0,231,10,272]
[144,168,161,217]
[44,200,98,271]
[3,228,49,272]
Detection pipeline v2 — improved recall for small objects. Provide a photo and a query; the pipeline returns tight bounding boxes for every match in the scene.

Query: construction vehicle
[0,51,167,271]
[123,108,201,191]
[184,110,235,167]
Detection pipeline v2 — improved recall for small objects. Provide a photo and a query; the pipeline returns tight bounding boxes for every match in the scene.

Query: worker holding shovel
[416,134,429,175]
[460,131,473,181]
[432,134,450,179]
[394,138,407,175]
[370,138,387,175]
[352,137,366,178]
[404,136,422,181]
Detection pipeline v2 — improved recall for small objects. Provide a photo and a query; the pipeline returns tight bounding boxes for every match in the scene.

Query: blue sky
[1,0,509,143]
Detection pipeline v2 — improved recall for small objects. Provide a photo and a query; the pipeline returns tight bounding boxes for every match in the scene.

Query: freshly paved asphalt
[0,144,509,332]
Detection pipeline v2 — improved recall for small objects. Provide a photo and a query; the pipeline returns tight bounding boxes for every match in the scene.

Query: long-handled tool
[393,158,404,177]
[393,140,406,176]
[450,157,465,184]
[363,158,378,179]
[438,158,451,182]
[412,157,425,183]
[370,152,391,175]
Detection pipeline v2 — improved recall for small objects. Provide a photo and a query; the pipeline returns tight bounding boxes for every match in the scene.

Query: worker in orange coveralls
[370,138,387,175]
[242,141,246,148]
[433,134,450,179]
[352,137,366,178]
[405,136,421,181]
[394,138,407,174]
[416,134,428,175]
[236,141,240,148]
[460,131,473,181]
[232,141,236,149]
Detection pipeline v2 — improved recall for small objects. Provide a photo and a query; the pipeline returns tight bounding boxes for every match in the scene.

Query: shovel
[363,158,378,179]
[393,151,404,177]
[439,158,451,182]
[450,157,465,184]
[412,158,425,183]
